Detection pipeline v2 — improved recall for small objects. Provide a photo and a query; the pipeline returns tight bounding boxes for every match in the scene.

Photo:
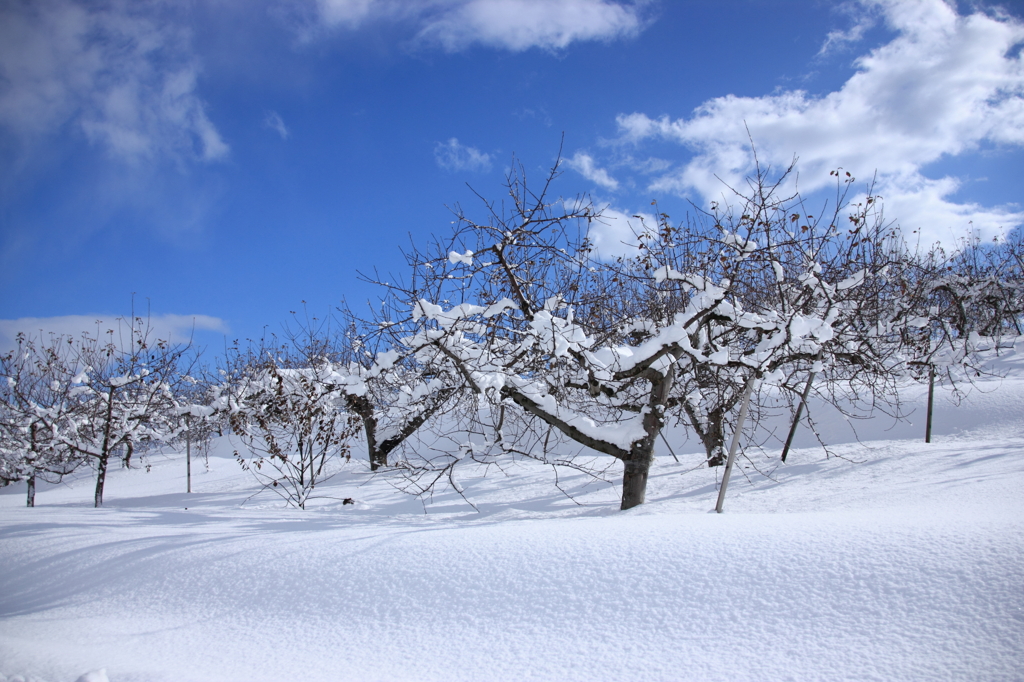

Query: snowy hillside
[1,352,1023,682]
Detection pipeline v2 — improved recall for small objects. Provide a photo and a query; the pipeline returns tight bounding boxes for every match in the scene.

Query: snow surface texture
[2,356,1023,681]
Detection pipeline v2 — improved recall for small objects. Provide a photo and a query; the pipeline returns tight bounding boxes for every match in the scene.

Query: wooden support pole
[659,431,680,463]
[781,352,822,463]
[186,417,192,494]
[925,365,935,444]
[715,375,757,514]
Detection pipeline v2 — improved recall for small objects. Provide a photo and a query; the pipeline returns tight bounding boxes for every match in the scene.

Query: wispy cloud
[264,110,291,140]
[434,138,492,173]
[0,0,228,164]
[0,314,229,352]
[415,0,646,52]
[566,152,620,191]
[304,0,647,51]
[817,1,879,56]
[615,0,1024,245]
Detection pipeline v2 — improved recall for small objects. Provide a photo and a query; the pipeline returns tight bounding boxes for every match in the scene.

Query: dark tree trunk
[26,473,35,508]
[620,363,676,510]
[781,353,821,463]
[347,395,385,471]
[94,453,108,508]
[620,456,651,510]
[95,386,117,507]
[348,389,454,472]
[701,411,727,467]
[503,359,677,512]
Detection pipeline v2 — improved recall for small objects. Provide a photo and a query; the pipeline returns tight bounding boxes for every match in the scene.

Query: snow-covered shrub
[214,337,360,509]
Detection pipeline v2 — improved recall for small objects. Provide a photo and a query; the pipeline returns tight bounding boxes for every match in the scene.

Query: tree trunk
[94,453,108,508]
[620,365,676,510]
[95,386,116,507]
[26,473,35,508]
[702,412,727,467]
[350,389,454,472]
[363,413,386,472]
[620,456,652,510]
[347,395,385,471]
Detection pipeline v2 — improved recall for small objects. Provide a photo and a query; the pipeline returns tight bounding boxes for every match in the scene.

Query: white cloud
[0,0,228,163]
[615,0,1024,246]
[0,314,229,352]
[264,110,291,140]
[566,152,620,191]
[416,0,645,52]
[588,205,655,257]
[435,138,493,173]
[307,0,645,51]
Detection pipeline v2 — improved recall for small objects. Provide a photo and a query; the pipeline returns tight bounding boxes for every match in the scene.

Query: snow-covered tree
[59,317,192,507]
[368,157,928,510]
[619,165,910,468]
[212,307,470,508]
[173,372,220,493]
[0,333,83,506]
[324,310,466,472]
[888,231,1024,440]
[216,342,361,509]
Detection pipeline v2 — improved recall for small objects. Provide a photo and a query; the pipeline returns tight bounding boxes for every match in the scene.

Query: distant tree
[173,372,219,493]
[0,333,83,506]
[216,334,362,509]
[893,230,1024,440]
[59,316,193,507]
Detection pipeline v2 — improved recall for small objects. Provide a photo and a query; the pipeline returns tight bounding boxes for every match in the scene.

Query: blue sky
[2,0,1022,352]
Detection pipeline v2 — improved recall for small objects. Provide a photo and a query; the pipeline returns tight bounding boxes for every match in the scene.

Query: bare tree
[893,230,1024,440]
[174,372,219,493]
[59,315,193,507]
[216,333,364,509]
[325,308,466,472]
[368,154,926,511]
[623,165,910,469]
[0,333,83,506]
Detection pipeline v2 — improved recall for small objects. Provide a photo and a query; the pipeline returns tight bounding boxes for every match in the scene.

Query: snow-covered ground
[2,356,1023,681]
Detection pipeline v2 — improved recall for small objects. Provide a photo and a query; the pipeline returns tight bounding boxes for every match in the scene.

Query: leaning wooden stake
[781,352,822,463]
[186,417,192,494]
[925,365,935,444]
[659,431,680,463]
[715,376,757,514]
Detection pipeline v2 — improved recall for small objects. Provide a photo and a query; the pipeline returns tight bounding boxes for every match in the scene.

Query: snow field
[1,364,1023,681]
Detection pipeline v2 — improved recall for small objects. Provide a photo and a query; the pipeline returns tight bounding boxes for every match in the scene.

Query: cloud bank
[0,314,228,352]
[613,0,1024,245]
